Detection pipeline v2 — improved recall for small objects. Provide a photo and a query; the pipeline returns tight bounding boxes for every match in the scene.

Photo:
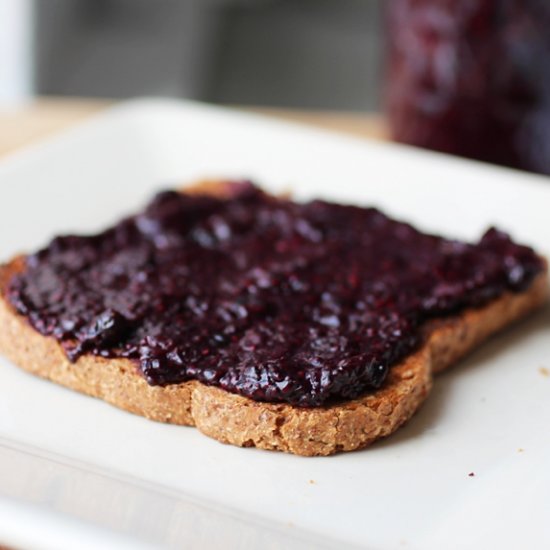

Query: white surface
[0,493,156,550]
[0,99,549,549]
[0,0,34,104]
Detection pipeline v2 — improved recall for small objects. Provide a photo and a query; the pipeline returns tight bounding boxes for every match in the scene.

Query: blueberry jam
[386,0,550,174]
[7,183,544,406]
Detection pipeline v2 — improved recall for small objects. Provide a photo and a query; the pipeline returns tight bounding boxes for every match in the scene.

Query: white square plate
[0,99,549,550]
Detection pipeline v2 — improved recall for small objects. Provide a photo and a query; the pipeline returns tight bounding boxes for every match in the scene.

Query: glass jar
[385,0,550,175]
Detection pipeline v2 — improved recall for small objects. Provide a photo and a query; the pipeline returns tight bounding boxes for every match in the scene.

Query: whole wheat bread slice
[0,184,547,456]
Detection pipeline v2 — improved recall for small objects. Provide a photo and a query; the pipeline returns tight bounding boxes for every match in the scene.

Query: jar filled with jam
[385,0,550,175]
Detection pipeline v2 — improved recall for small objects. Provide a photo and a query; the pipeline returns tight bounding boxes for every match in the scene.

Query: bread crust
[0,189,548,456]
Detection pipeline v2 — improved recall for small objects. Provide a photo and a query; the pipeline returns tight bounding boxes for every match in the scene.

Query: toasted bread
[0,184,547,456]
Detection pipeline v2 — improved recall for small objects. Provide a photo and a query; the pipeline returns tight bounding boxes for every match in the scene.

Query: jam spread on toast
[7,183,544,406]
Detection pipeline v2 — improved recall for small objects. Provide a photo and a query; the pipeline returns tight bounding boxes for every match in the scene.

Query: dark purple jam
[7,183,544,407]
[386,0,550,174]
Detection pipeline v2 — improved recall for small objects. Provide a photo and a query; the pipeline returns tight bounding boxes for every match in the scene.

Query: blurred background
[1,0,550,175]
[0,0,383,110]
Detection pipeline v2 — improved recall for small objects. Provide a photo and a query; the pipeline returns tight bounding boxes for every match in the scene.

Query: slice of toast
[0,184,548,456]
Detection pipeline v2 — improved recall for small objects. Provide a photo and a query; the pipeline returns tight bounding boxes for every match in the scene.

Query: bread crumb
[518,448,524,453]
[308,479,316,485]
[468,472,475,477]
[539,367,549,377]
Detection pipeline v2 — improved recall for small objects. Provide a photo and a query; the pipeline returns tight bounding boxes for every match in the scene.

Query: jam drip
[7,183,544,407]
